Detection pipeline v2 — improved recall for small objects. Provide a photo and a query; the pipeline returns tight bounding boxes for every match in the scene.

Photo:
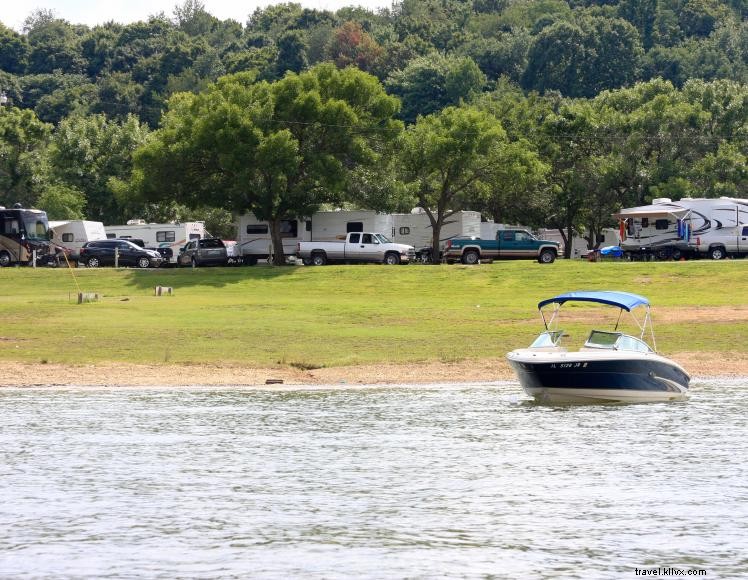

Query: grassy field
[0,260,746,369]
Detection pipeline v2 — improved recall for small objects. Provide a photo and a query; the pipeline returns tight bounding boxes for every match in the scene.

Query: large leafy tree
[48,113,151,223]
[399,105,507,259]
[0,107,51,208]
[387,53,486,123]
[133,64,402,264]
[523,15,644,97]
[538,100,605,257]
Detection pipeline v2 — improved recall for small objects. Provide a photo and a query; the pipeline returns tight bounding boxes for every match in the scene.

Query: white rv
[105,220,205,265]
[48,220,107,260]
[236,210,393,264]
[393,209,481,261]
[311,210,393,240]
[237,214,311,265]
[614,197,748,260]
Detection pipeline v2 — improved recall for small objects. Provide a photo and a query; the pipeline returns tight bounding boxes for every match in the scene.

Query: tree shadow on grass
[119,263,300,291]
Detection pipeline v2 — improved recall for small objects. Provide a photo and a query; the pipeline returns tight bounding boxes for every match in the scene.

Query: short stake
[155,286,174,296]
[77,292,100,304]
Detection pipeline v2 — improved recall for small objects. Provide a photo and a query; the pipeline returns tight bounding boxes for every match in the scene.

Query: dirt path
[0,352,742,387]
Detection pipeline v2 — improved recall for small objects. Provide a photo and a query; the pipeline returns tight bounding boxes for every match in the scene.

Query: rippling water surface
[1,380,747,578]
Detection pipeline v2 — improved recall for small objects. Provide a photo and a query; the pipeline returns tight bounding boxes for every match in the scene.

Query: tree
[538,101,605,257]
[274,30,309,77]
[24,11,85,75]
[522,16,643,97]
[49,114,150,223]
[37,184,86,220]
[0,107,51,208]
[0,23,28,74]
[398,105,507,260]
[327,21,384,74]
[387,53,486,123]
[133,64,402,264]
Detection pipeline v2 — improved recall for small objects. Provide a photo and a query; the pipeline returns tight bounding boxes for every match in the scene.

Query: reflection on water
[1,380,747,578]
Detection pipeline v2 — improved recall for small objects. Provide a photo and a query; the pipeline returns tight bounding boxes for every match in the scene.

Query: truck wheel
[709,246,726,260]
[538,249,556,264]
[312,252,327,266]
[0,251,11,267]
[384,252,401,265]
[462,250,480,265]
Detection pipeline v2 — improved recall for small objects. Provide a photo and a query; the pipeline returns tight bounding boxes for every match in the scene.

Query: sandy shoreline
[0,352,743,387]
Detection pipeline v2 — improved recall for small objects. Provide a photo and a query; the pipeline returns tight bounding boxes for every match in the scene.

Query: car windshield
[21,211,49,241]
[375,234,391,244]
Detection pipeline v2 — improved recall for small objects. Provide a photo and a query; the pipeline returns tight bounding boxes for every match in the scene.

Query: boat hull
[506,351,690,404]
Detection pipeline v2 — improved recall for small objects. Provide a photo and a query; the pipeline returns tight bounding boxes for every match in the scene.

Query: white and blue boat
[506,291,690,404]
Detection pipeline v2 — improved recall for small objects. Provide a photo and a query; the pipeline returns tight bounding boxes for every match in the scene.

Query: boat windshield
[584,330,653,353]
[530,330,565,348]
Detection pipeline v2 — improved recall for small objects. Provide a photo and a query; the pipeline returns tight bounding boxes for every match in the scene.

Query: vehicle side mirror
[47,230,54,240]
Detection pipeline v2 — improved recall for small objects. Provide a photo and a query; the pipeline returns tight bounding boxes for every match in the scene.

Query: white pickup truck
[297,232,416,265]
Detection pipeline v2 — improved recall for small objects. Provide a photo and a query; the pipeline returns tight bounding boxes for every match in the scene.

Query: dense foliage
[0,0,745,250]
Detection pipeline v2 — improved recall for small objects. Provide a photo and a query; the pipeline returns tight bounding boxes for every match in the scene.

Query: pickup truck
[297,232,416,265]
[687,224,748,260]
[442,229,560,264]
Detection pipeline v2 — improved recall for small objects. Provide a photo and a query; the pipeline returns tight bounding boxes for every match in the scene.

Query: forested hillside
[1,0,745,253]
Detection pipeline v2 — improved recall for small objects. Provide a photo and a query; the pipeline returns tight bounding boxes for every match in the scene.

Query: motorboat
[506,291,690,404]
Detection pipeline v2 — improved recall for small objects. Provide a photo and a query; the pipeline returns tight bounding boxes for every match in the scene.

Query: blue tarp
[599,245,624,257]
[537,291,650,312]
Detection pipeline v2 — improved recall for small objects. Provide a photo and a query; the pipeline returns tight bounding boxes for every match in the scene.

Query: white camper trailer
[48,220,107,260]
[393,209,481,261]
[237,214,311,265]
[614,197,748,260]
[311,210,393,241]
[105,220,205,264]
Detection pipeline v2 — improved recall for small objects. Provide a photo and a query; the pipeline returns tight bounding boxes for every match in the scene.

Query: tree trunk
[269,218,286,266]
[564,224,574,259]
[426,209,442,264]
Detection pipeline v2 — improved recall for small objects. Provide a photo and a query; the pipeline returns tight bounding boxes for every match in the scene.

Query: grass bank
[0,260,746,370]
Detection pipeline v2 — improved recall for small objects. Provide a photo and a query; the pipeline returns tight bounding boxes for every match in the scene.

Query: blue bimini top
[537,291,650,312]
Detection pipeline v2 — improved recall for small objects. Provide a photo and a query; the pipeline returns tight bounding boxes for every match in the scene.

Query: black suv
[79,239,164,268]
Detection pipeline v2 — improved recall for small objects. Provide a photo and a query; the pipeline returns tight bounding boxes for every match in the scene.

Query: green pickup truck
[442,229,560,264]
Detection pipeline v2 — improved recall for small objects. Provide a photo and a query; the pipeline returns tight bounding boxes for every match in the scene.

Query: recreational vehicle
[237,214,311,265]
[236,211,392,264]
[311,210,393,240]
[0,205,55,267]
[105,220,205,265]
[49,220,107,260]
[614,197,748,259]
[392,209,481,262]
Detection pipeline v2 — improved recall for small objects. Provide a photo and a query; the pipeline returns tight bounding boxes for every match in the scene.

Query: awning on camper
[612,204,690,220]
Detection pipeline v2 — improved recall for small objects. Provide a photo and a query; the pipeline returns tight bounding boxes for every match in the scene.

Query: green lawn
[1,260,746,368]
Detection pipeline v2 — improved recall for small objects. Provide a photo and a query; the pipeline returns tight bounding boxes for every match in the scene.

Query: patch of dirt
[1,354,744,388]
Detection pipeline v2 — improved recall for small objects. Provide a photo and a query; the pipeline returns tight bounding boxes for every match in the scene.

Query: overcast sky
[2,0,393,31]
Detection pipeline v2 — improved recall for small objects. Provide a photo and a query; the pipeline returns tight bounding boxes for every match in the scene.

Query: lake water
[1,380,747,579]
